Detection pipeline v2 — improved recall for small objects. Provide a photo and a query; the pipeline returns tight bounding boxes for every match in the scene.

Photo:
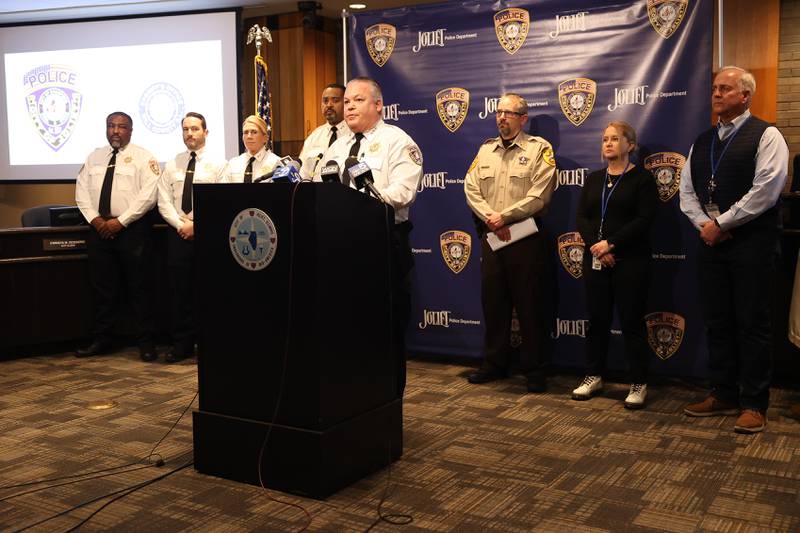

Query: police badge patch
[644,152,685,202]
[365,23,397,67]
[436,88,470,133]
[557,232,585,279]
[558,78,596,127]
[494,8,530,55]
[24,64,82,151]
[440,230,471,274]
[645,311,685,360]
[229,208,278,271]
[647,0,688,39]
[408,146,423,166]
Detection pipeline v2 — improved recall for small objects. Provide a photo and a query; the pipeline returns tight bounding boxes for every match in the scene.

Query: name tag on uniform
[704,203,720,219]
[592,256,602,270]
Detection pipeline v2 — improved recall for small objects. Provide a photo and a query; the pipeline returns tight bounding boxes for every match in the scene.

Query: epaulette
[482,137,497,145]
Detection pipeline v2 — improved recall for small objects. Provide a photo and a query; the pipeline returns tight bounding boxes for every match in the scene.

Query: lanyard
[708,117,749,201]
[599,167,625,239]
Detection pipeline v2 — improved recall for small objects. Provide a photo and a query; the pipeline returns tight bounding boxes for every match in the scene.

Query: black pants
[480,233,550,378]
[391,221,413,398]
[87,218,155,348]
[167,230,196,356]
[583,255,651,383]
[698,228,778,411]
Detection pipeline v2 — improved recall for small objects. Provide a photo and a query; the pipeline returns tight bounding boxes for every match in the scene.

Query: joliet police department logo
[365,23,397,67]
[645,311,685,360]
[440,230,471,274]
[139,82,185,134]
[648,0,688,39]
[494,8,530,55]
[644,152,686,202]
[229,208,277,271]
[558,78,596,126]
[557,232,585,279]
[436,88,470,133]
[24,64,82,151]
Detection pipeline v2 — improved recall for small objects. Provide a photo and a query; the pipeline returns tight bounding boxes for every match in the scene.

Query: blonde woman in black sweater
[573,121,658,408]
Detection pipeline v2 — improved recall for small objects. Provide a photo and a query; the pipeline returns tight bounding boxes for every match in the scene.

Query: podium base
[192,399,403,499]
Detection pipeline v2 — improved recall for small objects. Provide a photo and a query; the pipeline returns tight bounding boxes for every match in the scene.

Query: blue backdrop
[348,0,713,377]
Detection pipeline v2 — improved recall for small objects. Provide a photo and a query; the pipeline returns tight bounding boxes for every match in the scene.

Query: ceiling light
[349,3,367,9]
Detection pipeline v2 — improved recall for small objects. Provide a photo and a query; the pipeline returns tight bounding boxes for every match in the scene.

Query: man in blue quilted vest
[679,66,789,434]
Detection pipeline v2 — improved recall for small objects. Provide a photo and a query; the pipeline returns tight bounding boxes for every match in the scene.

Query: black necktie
[98,148,119,218]
[328,126,338,147]
[181,151,196,214]
[349,132,365,157]
[244,156,256,183]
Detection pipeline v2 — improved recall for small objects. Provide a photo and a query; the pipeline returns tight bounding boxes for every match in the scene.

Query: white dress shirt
[298,120,351,180]
[221,146,282,183]
[158,147,227,229]
[75,142,160,227]
[315,120,423,223]
[679,110,789,231]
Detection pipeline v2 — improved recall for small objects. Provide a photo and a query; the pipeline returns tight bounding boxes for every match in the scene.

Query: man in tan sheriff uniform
[464,93,557,393]
[222,115,282,183]
[157,111,226,363]
[75,111,160,361]
[298,83,350,180]
[316,76,423,397]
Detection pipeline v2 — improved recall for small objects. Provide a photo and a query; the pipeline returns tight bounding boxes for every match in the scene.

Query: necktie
[98,148,119,218]
[244,156,256,183]
[328,125,338,147]
[349,132,365,157]
[181,151,196,214]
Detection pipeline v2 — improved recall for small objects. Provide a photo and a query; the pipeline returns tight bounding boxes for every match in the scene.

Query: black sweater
[575,165,658,260]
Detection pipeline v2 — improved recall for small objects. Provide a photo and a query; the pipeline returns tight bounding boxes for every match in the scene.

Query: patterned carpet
[1,350,799,532]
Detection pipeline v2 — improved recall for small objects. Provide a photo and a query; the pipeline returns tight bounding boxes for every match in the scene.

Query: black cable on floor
[363,438,412,532]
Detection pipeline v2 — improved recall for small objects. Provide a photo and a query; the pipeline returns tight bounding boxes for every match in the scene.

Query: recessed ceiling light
[349,3,367,9]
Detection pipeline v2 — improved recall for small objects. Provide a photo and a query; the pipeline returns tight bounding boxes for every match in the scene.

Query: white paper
[486,217,539,251]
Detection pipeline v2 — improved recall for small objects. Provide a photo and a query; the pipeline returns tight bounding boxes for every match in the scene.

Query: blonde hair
[602,121,637,160]
[242,114,268,135]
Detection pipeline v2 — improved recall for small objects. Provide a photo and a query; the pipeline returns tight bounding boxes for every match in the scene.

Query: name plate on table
[43,238,87,251]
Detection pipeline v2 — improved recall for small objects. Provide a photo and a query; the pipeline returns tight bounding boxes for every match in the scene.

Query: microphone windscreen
[320,160,340,183]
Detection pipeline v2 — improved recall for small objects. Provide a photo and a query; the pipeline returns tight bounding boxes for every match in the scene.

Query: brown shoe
[734,409,766,434]
[684,396,738,417]
[787,404,800,420]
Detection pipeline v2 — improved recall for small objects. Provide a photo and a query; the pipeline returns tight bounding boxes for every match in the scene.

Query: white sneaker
[624,383,647,409]
[572,375,603,400]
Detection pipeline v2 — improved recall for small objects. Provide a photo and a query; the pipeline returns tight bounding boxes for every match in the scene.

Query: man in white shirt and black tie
[157,112,226,363]
[298,83,350,180]
[75,111,160,361]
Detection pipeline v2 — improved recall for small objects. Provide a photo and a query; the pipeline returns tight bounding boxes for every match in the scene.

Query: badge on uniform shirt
[148,158,160,175]
[543,147,556,167]
[204,162,213,172]
[518,156,529,165]
[592,256,602,270]
[369,142,381,153]
[408,146,423,166]
[124,156,132,164]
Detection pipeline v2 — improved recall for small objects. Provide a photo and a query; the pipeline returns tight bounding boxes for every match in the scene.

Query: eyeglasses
[495,110,525,117]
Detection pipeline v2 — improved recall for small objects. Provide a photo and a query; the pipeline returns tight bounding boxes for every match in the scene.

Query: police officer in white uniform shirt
[222,115,281,183]
[317,76,423,397]
[75,111,160,361]
[298,83,350,180]
[157,111,226,363]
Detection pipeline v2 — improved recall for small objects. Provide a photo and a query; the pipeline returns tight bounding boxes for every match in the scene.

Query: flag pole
[247,24,273,150]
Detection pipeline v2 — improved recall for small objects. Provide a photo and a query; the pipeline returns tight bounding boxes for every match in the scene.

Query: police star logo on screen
[647,0,688,39]
[139,82,185,134]
[644,152,685,202]
[24,65,82,151]
[229,208,277,271]
[435,88,470,133]
[558,78,596,127]
[645,311,685,360]
[440,230,471,274]
[557,232,585,279]
[494,8,530,55]
[365,23,397,67]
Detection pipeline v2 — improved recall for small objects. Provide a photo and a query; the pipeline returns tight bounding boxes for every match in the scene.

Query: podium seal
[229,208,277,271]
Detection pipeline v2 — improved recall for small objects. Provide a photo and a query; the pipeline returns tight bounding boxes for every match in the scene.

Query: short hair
[324,83,346,93]
[603,121,637,158]
[183,111,207,130]
[501,93,528,115]
[718,65,757,96]
[347,76,383,102]
[106,111,132,127]
[242,114,268,135]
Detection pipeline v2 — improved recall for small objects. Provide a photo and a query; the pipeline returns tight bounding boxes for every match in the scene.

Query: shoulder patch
[149,159,161,176]
[407,145,423,166]
[467,155,479,173]
[542,147,555,167]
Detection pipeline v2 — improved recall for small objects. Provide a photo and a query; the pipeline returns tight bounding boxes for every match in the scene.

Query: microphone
[270,164,302,183]
[345,157,382,200]
[320,160,341,183]
[253,156,302,183]
[342,156,358,188]
[309,153,324,176]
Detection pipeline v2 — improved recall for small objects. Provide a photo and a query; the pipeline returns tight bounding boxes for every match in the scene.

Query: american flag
[255,55,272,150]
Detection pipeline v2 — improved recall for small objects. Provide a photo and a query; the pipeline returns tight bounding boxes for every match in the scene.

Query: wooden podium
[191,183,402,499]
